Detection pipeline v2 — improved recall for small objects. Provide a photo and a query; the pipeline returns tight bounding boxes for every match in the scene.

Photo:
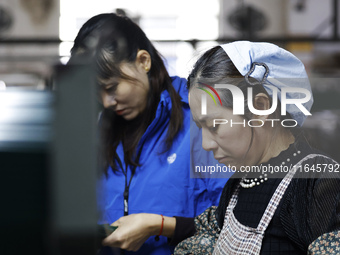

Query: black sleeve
[168,217,195,246]
[281,156,340,251]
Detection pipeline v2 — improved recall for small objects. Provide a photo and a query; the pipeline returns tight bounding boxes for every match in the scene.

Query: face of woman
[189,89,265,170]
[101,62,150,121]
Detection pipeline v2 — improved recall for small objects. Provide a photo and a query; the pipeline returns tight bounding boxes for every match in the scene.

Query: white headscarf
[221,41,313,126]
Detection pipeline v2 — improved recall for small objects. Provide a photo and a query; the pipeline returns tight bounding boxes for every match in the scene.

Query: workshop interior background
[0,1,339,255]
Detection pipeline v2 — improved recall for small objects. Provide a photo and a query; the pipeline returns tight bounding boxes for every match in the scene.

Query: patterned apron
[213,169,296,255]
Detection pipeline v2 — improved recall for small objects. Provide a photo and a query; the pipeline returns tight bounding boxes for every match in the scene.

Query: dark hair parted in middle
[69,13,183,173]
[187,46,299,157]
[187,45,294,123]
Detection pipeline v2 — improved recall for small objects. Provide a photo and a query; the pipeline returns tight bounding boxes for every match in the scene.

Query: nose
[102,94,117,109]
[201,128,217,152]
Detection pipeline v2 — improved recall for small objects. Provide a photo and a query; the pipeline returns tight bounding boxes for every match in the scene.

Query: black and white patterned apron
[213,169,296,255]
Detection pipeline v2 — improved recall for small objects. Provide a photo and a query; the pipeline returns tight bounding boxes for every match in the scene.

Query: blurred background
[0,0,340,82]
[0,0,339,254]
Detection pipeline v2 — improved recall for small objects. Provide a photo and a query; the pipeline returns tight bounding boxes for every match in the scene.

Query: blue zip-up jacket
[98,76,227,255]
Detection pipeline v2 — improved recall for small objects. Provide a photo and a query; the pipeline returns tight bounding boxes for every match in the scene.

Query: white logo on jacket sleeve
[167,153,177,164]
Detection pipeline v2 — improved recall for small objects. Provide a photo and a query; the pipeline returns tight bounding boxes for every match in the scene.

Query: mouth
[115,109,126,115]
[215,156,229,164]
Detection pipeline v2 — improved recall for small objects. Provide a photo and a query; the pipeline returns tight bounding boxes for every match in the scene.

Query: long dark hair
[69,13,183,173]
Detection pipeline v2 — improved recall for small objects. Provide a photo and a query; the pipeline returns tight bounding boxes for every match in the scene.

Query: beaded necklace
[240,150,301,188]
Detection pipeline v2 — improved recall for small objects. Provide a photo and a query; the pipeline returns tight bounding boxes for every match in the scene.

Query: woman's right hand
[102,213,176,252]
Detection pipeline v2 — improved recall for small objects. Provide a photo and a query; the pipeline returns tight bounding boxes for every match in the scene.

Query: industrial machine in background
[0,64,100,255]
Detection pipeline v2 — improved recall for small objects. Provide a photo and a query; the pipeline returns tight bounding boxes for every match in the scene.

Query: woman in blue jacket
[69,13,226,255]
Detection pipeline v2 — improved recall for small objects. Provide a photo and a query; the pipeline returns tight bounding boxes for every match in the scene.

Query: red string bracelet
[155,214,164,241]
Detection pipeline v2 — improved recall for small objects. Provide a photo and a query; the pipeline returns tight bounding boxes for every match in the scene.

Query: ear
[135,50,151,73]
[252,92,271,120]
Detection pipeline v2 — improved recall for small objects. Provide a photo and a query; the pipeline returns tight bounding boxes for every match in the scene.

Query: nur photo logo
[197,82,312,128]
[197,82,222,115]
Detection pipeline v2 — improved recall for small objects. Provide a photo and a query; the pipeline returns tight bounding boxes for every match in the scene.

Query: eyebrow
[196,113,221,122]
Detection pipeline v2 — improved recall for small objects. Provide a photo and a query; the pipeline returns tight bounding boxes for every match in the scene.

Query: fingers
[110,217,121,227]
[102,217,138,251]
[102,230,142,252]
[102,228,121,247]
[101,214,157,251]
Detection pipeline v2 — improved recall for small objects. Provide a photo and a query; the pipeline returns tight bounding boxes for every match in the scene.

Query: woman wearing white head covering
[175,41,340,255]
